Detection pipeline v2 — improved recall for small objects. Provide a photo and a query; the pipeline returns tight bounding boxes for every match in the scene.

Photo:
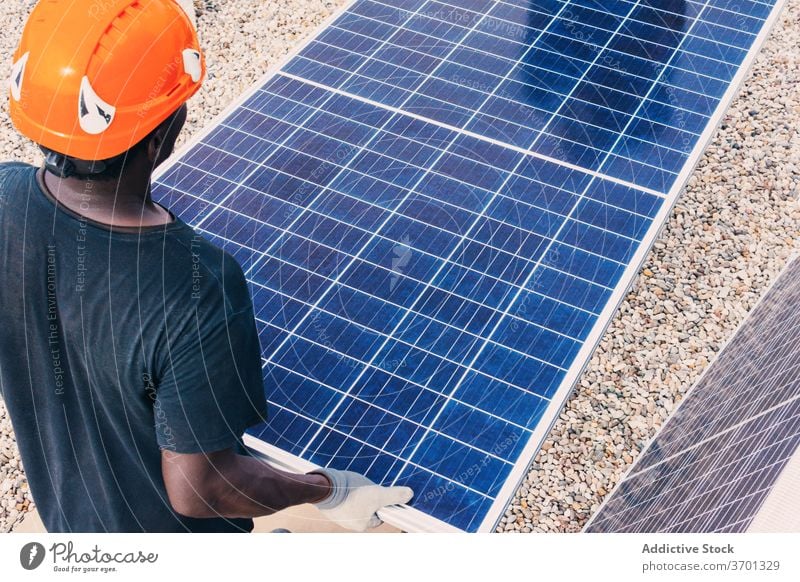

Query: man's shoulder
[166,226,246,285]
[0,161,35,192]
[0,161,35,172]
[162,225,251,315]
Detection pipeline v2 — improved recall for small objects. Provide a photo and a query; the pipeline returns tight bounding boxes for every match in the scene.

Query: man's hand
[310,468,413,532]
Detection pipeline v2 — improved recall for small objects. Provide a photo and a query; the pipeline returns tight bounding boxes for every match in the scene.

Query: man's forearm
[208,453,331,519]
[163,449,332,520]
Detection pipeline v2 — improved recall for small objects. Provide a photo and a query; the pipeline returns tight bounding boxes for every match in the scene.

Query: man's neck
[41,168,173,228]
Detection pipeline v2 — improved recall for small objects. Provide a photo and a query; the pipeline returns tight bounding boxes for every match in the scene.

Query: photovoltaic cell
[585,256,800,533]
[152,0,786,530]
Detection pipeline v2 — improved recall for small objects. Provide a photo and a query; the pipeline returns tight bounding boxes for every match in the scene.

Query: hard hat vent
[9,52,29,102]
[79,76,116,135]
[93,2,145,65]
[182,49,202,83]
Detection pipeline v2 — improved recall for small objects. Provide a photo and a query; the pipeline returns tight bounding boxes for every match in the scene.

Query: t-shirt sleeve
[154,274,267,454]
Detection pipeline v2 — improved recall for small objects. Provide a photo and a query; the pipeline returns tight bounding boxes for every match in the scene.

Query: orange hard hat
[9,0,205,161]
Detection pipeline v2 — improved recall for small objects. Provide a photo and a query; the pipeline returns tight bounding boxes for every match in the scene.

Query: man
[0,0,411,533]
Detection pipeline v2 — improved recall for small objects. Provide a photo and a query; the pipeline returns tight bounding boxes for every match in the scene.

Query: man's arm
[161,448,331,519]
[156,256,413,530]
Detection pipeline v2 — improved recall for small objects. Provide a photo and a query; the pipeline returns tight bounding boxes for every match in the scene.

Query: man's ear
[146,126,169,163]
[146,106,187,168]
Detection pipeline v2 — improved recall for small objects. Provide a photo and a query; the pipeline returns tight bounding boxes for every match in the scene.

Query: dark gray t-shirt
[0,162,268,532]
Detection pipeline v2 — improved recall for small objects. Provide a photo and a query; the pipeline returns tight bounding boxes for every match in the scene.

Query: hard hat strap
[40,147,125,179]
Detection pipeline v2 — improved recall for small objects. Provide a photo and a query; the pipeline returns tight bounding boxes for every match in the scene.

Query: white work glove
[310,468,413,532]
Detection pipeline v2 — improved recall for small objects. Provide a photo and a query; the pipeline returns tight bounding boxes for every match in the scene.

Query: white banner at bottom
[1,533,798,582]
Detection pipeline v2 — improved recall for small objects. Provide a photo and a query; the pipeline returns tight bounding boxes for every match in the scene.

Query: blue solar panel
[153,0,786,531]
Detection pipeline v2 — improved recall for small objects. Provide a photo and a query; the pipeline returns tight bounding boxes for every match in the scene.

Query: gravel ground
[1,0,798,533]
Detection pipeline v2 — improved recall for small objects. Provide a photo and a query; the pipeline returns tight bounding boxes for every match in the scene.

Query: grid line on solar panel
[622,394,800,485]
[247,268,580,372]
[255,344,551,434]
[164,201,620,402]
[171,92,344,238]
[670,439,798,532]
[242,242,588,343]
[623,390,800,496]
[261,342,543,430]
[280,62,690,189]
[249,425,505,529]
[268,1,664,506]
[271,70,670,198]
[594,442,795,531]
[249,282,575,384]
[264,361,524,463]
[513,0,775,17]
[263,353,535,453]
[637,363,800,472]
[191,173,625,299]
[302,40,717,152]
[254,361,531,493]
[611,463,782,533]
[191,127,657,246]
[493,0,772,18]
[716,517,750,532]
[191,129,592,502]
[644,335,800,439]
[589,1,732,185]
[259,314,565,406]
[156,181,614,348]
[220,29,636,354]
[359,0,757,60]
[228,77,664,242]
[281,69,695,186]
[204,152,645,274]
[286,2,644,137]
[178,0,448,236]
[323,9,736,99]
[464,0,759,40]
[637,401,798,510]
[250,251,588,351]
[284,45,705,157]
[253,331,540,443]
[252,275,574,378]
[159,0,684,528]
